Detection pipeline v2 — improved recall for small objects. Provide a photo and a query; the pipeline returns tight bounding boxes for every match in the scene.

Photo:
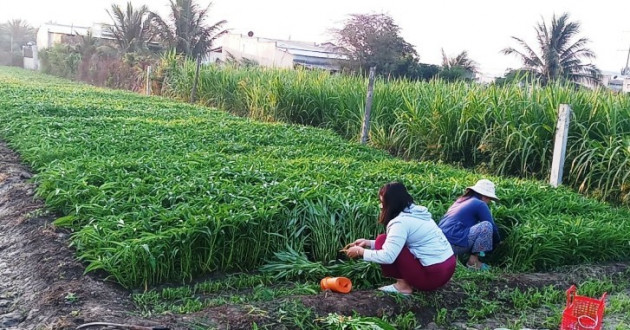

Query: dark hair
[457,189,482,203]
[378,182,414,226]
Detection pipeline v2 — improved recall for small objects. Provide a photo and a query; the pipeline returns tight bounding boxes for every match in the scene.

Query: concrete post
[190,55,202,103]
[550,104,571,187]
[146,66,152,96]
[360,66,376,144]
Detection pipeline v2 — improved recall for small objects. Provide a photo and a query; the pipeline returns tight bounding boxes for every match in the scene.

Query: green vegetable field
[0,67,629,291]
[161,60,630,206]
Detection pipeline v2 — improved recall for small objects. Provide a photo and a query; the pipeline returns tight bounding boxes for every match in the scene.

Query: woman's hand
[346,246,364,259]
[353,238,370,248]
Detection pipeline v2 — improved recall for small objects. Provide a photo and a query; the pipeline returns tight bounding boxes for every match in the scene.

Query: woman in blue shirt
[438,179,500,270]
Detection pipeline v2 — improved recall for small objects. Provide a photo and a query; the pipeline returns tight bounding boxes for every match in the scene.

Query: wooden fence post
[360,66,376,144]
[550,104,572,187]
[190,55,202,103]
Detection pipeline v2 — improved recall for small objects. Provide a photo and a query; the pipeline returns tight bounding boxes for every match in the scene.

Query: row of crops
[1,67,629,289]
[160,59,630,206]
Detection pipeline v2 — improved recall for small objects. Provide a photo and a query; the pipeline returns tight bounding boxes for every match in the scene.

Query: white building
[601,73,630,93]
[208,33,347,71]
[36,22,114,50]
[23,22,115,71]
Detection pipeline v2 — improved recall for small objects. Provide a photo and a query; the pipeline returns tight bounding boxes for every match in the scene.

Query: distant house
[208,33,347,71]
[36,22,114,50]
[23,22,115,71]
[602,73,630,93]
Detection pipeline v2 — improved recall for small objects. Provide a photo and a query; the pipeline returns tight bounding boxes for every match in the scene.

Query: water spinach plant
[0,67,629,289]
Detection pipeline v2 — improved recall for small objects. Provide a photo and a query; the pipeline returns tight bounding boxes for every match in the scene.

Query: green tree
[415,63,441,81]
[502,12,600,85]
[439,66,474,82]
[150,0,227,59]
[494,68,537,85]
[0,19,36,52]
[107,2,154,53]
[441,49,477,72]
[73,31,102,58]
[439,49,477,81]
[39,44,81,79]
[332,13,419,78]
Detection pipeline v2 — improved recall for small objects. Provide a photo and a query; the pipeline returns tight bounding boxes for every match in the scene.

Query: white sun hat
[467,179,499,201]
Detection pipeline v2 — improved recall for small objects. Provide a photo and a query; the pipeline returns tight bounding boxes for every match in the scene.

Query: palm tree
[74,31,100,58]
[150,0,227,59]
[73,31,116,60]
[441,49,478,73]
[502,12,600,86]
[107,2,154,53]
[0,19,35,52]
[439,49,477,81]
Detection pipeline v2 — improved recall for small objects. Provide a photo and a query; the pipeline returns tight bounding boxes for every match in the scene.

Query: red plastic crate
[560,285,607,330]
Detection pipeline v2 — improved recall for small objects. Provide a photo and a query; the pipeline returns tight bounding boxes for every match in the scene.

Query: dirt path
[1,140,629,330]
[0,141,176,329]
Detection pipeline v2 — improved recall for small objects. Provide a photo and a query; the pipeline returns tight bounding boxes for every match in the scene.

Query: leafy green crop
[1,67,629,288]
[161,60,630,206]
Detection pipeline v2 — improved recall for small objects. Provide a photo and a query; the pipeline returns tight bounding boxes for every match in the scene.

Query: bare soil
[1,141,628,330]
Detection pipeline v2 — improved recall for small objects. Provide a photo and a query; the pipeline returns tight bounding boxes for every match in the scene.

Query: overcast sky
[2,0,630,77]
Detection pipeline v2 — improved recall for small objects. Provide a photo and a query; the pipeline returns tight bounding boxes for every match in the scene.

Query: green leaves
[1,67,629,289]
[259,246,328,281]
[319,313,396,330]
[164,62,629,206]
[52,214,76,227]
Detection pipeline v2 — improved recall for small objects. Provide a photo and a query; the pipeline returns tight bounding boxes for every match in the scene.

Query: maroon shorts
[375,233,456,291]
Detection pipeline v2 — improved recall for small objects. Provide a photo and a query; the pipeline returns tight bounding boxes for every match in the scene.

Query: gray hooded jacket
[363,204,454,266]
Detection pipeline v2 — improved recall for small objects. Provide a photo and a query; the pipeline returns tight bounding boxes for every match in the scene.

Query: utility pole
[618,31,630,75]
[623,44,630,75]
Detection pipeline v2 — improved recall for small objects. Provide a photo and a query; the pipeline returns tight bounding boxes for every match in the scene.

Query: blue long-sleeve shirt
[438,197,500,247]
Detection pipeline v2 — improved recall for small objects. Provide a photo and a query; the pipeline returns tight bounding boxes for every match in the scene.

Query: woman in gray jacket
[346,182,456,295]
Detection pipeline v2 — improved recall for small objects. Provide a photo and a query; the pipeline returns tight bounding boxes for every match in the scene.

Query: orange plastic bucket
[320,277,352,293]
